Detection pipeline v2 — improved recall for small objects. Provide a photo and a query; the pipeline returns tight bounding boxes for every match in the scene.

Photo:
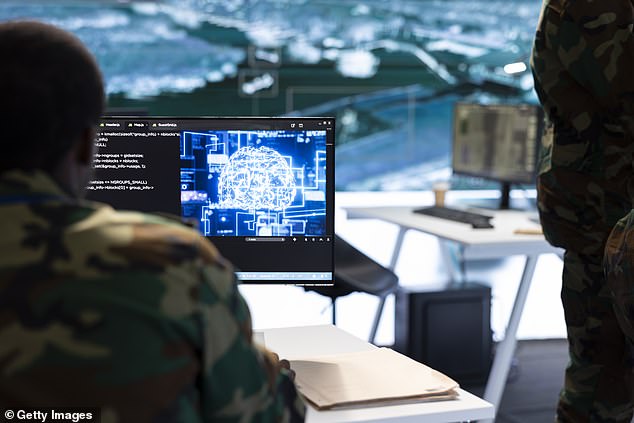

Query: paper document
[290,347,459,410]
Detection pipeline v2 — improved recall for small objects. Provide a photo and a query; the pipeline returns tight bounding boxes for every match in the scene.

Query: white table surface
[345,206,560,259]
[258,324,494,423]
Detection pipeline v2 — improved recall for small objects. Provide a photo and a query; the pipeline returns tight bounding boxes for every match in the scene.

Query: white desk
[344,206,563,421]
[259,324,494,423]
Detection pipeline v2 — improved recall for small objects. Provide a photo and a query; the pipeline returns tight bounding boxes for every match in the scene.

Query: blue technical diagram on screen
[180,129,327,237]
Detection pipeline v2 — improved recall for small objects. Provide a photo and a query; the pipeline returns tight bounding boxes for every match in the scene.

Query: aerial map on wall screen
[1,0,541,191]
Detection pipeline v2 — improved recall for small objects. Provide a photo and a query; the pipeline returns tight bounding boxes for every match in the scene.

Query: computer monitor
[88,117,335,285]
[451,102,542,209]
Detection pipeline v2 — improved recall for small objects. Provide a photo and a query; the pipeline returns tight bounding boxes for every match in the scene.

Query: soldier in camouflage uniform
[532,0,634,421]
[0,21,305,422]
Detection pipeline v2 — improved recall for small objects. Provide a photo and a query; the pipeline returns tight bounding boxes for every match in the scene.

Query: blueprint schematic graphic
[180,129,327,237]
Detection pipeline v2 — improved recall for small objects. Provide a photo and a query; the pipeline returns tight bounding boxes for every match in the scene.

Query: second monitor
[452,102,542,209]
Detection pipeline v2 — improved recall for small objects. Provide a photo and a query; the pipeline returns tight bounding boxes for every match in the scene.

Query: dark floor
[466,339,568,423]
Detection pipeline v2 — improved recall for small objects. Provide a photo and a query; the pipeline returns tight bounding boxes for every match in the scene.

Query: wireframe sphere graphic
[218,146,296,210]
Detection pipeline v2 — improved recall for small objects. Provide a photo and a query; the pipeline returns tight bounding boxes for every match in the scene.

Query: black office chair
[306,234,399,344]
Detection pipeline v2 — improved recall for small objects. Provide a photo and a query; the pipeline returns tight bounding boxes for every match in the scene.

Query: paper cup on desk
[432,181,450,207]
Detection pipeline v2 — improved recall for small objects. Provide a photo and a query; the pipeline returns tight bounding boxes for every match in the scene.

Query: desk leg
[482,254,539,422]
[439,240,465,283]
[388,227,407,271]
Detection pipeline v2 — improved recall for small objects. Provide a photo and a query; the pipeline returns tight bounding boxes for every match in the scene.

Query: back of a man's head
[0,21,105,173]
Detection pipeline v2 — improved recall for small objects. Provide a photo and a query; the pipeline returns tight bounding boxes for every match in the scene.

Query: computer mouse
[471,220,494,229]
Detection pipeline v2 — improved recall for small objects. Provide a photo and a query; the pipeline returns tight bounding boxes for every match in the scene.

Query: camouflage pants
[558,251,634,423]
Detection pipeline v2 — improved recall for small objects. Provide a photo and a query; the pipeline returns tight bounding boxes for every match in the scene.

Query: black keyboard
[413,206,494,229]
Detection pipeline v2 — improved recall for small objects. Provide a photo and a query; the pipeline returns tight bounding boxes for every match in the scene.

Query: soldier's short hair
[0,21,105,172]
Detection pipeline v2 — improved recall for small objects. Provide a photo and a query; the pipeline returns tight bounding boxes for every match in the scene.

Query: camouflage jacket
[0,170,305,422]
[531,0,634,254]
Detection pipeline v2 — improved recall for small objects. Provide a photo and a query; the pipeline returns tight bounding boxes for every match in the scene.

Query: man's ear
[76,126,96,165]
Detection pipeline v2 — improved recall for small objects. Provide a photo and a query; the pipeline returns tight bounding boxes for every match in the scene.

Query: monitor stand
[453,182,534,211]
[499,182,511,210]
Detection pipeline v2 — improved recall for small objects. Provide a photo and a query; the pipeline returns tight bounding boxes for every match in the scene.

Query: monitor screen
[451,103,541,184]
[88,117,335,285]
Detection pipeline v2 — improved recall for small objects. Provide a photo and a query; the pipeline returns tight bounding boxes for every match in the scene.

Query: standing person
[531,0,634,421]
[0,20,305,422]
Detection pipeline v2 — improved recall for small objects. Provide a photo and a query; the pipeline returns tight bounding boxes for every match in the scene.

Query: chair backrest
[304,235,399,300]
[333,234,399,296]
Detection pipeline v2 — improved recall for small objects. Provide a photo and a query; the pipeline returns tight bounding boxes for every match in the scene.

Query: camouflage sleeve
[604,211,634,340]
[557,0,634,115]
[193,260,306,422]
[149,219,306,421]
[530,0,634,252]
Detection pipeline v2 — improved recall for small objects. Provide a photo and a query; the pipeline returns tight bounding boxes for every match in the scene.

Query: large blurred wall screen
[1,1,540,191]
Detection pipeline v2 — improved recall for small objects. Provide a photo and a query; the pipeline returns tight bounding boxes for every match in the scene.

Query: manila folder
[290,347,459,410]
